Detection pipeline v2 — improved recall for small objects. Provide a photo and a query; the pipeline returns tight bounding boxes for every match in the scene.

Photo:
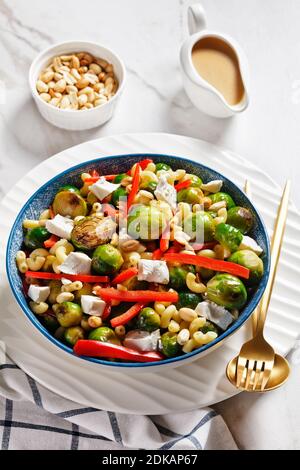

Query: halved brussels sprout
[137,307,160,332]
[42,313,59,332]
[184,211,215,242]
[56,302,83,328]
[208,192,236,209]
[88,326,120,344]
[207,274,247,309]
[177,187,203,204]
[74,282,93,301]
[64,326,85,345]
[53,190,87,218]
[215,223,243,252]
[189,174,203,187]
[169,266,195,290]
[176,292,202,310]
[24,227,50,250]
[57,185,80,194]
[161,332,181,357]
[127,205,167,241]
[226,207,254,234]
[71,216,116,250]
[92,244,124,275]
[156,162,171,172]
[229,250,264,285]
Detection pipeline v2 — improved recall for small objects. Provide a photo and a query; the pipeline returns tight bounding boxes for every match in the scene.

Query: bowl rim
[6,153,270,368]
[28,39,126,114]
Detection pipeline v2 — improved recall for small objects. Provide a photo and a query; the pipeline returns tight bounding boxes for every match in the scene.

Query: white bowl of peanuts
[29,41,126,131]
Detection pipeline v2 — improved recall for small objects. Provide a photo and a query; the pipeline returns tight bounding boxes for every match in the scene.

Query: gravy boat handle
[187,3,207,35]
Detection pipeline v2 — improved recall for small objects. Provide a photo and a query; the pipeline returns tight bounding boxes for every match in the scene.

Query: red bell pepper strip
[49,207,55,219]
[95,287,179,303]
[25,271,110,283]
[152,248,163,260]
[110,302,146,328]
[174,179,192,192]
[44,234,59,249]
[91,169,100,178]
[165,245,181,254]
[111,267,138,285]
[126,158,153,175]
[163,253,250,279]
[74,340,165,362]
[127,164,141,213]
[102,302,112,320]
[191,241,217,251]
[84,174,117,184]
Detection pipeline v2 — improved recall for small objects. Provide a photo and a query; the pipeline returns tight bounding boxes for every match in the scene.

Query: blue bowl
[6,154,270,369]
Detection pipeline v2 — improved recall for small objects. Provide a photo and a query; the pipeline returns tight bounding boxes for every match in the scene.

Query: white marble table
[0,0,299,450]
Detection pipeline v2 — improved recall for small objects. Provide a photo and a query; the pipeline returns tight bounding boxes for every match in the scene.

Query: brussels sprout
[156,162,171,172]
[161,332,181,357]
[111,187,127,207]
[56,302,83,327]
[177,187,203,204]
[184,211,215,242]
[207,274,247,309]
[169,266,195,290]
[53,190,87,218]
[197,249,216,280]
[88,326,120,344]
[229,250,264,285]
[215,223,243,252]
[74,282,93,301]
[57,185,80,194]
[71,216,116,250]
[176,292,202,310]
[141,181,158,193]
[92,244,123,275]
[208,192,236,209]
[64,326,85,345]
[42,313,59,332]
[226,207,254,234]
[200,321,218,335]
[189,174,203,187]
[24,227,50,250]
[113,173,127,184]
[137,307,160,332]
[54,326,66,340]
[127,205,167,241]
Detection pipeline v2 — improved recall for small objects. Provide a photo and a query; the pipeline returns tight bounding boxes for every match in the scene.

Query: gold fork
[226,180,291,391]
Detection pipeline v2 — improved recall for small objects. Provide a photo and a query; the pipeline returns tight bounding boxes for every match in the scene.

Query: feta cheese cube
[154,176,177,210]
[81,295,106,317]
[45,214,74,240]
[138,259,169,284]
[195,301,234,331]
[28,285,50,303]
[239,236,263,255]
[59,252,92,275]
[89,177,120,201]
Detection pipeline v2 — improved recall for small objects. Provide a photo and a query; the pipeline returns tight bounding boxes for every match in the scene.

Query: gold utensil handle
[244,180,259,335]
[256,181,291,334]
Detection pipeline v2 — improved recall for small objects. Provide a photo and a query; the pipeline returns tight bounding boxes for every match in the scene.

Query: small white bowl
[29,40,126,131]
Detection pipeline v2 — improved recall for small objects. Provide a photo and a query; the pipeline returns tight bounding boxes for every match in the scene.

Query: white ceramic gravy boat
[180,3,250,118]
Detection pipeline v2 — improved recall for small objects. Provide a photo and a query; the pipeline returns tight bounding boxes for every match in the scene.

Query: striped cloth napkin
[0,355,237,450]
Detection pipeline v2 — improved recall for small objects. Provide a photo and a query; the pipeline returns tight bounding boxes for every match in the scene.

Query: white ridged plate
[1,133,300,414]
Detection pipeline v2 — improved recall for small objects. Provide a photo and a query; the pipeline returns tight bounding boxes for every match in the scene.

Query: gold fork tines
[227,180,291,392]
